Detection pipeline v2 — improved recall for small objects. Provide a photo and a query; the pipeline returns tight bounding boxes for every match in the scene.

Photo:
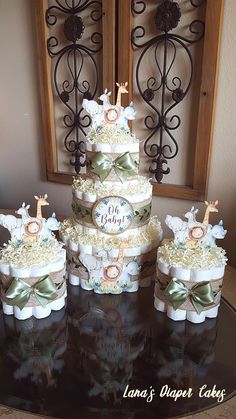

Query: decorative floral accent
[64,15,84,42]
[60,91,70,103]
[172,88,184,103]
[143,88,155,102]
[155,0,181,33]
[83,90,92,100]
[88,124,138,144]
[158,239,227,269]
[0,238,64,268]
[73,176,152,197]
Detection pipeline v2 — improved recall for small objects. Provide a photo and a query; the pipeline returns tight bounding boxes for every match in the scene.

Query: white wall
[151,0,236,267]
[0,0,71,214]
[0,0,235,266]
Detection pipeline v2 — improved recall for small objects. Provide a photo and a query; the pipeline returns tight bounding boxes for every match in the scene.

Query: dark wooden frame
[35,0,224,201]
[34,0,116,184]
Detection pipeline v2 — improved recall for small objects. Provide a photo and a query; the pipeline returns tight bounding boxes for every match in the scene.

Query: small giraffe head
[116,82,128,94]
[205,200,219,213]
[117,239,130,264]
[34,194,49,206]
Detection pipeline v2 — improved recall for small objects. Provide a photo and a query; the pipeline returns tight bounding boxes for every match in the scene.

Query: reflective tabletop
[0,224,236,419]
[0,285,235,419]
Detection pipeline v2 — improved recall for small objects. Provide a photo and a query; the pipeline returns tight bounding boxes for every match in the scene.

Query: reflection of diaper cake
[154,201,227,323]
[2,308,67,387]
[0,195,66,320]
[61,83,162,294]
[142,311,218,418]
[69,288,145,403]
[149,314,218,387]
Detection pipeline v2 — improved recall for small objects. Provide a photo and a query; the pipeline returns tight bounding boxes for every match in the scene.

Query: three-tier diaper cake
[61,83,163,294]
[154,200,227,323]
[0,195,66,320]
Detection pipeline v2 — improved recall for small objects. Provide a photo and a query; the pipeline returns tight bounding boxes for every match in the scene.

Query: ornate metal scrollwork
[131,0,205,183]
[46,0,102,173]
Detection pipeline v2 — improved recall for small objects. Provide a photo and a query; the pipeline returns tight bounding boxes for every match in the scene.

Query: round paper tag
[92,196,134,235]
[189,225,206,240]
[104,107,120,124]
[24,220,42,237]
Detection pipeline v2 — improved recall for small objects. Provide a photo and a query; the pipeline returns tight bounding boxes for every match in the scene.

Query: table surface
[0,211,236,419]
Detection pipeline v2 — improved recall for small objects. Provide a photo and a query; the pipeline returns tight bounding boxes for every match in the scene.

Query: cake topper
[82,82,136,129]
[0,195,61,243]
[165,200,227,247]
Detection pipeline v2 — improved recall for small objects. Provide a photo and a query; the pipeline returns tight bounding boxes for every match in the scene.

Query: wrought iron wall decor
[131,0,205,183]
[36,0,223,199]
[46,0,102,173]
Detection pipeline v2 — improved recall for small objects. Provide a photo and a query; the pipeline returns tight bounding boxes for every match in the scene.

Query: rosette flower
[155,0,181,33]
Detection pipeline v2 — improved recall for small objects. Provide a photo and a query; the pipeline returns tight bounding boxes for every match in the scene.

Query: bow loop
[164,279,214,314]
[91,151,138,182]
[5,276,59,310]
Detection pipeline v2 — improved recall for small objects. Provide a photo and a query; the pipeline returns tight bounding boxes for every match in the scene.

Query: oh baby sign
[92,196,134,235]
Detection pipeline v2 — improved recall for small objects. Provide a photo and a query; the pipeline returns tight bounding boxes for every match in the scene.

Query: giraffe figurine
[117,240,130,264]
[34,194,49,219]
[116,82,128,107]
[203,200,219,226]
[186,200,219,246]
[22,194,49,242]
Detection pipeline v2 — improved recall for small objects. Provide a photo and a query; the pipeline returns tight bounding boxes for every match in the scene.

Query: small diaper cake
[154,201,227,323]
[0,195,66,320]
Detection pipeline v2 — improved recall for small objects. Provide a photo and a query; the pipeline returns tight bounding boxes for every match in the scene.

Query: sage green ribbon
[164,279,214,314]
[5,276,59,310]
[91,151,138,182]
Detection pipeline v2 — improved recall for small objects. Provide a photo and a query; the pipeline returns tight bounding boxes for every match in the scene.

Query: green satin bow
[5,276,59,310]
[164,279,214,314]
[91,151,138,182]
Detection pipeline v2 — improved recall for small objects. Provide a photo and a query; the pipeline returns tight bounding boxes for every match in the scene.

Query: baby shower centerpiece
[0,195,66,320]
[60,82,162,294]
[154,201,227,323]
